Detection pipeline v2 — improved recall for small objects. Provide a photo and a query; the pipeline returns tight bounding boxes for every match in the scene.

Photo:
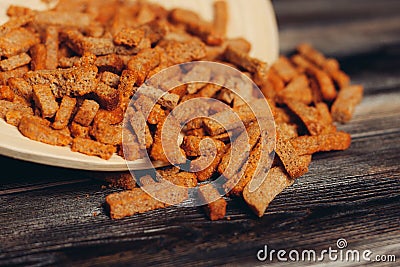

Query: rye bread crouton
[19,115,71,146]
[94,82,119,111]
[199,184,227,221]
[0,28,39,57]
[32,84,59,118]
[52,96,76,129]
[24,65,98,98]
[0,66,29,85]
[70,122,90,139]
[44,26,59,70]
[30,44,47,71]
[0,85,15,101]
[0,53,31,71]
[0,99,32,118]
[243,167,294,217]
[331,85,363,123]
[90,122,122,146]
[71,137,116,160]
[73,99,100,126]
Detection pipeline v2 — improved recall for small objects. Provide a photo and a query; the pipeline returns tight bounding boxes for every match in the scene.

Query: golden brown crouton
[19,116,71,146]
[243,167,294,217]
[32,84,59,118]
[74,99,100,126]
[71,137,116,160]
[52,96,76,130]
[331,85,363,123]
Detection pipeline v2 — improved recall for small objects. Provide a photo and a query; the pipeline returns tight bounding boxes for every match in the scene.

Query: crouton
[243,167,293,217]
[74,99,100,126]
[32,84,59,118]
[19,116,71,146]
[0,28,39,57]
[331,85,363,123]
[71,137,116,160]
[0,53,31,71]
[52,96,76,129]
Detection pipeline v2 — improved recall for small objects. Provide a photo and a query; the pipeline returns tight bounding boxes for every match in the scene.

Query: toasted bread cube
[90,122,122,146]
[121,128,146,161]
[277,75,313,105]
[0,66,28,85]
[297,44,339,71]
[272,56,299,83]
[32,84,59,118]
[129,109,153,150]
[138,20,167,45]
[100,71,120,88]
[71,137,116,160]
[224,134,273,196]
[30,44,47,71]
[70,122,90,139]
[34,10,91,29]
[138,85,179,110]
[74,99,100,126]
[213,0,228,38]
[243,167,294,217]
[7,77,32,101]
[6,5,34,17]
[199,184,226,221]
[291,55,337,102]
[193,152,223,182]
[160,39,206,65]
[0,14,33,35]
[224,45,268,84]
[0,28,39,57]
[290,131,351,156]
[204,99,267,136]
[114,28,145,47]
[133,95,166,125]
[93,107,124,125]
[150,117,186,164]
[315,102,337,134]
[170,8,222,46]
[312,69,337,102]
[52,96,76,130]
[118,69,138,106]
[159,171,198,188]
[95,54,124,74]
[94,82,119,111]
[275,129,312,179]
[0,85,15,101]
[19,116,71,146]
[0,99,32,118]
[218,123,261,179]
[102,172,137,190]
[127,48,161,85]
[5,110,24,126]
[44,26,59,70]
[63,30,115,56]
[58,56,80,68]
[0,53,31,71]
[24,65,98,98]
[106,184,185,219]
[285,101,326,136]
[331,85,363,123]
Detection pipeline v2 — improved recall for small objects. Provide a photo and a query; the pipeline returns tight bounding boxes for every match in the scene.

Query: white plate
[0,0,279,171]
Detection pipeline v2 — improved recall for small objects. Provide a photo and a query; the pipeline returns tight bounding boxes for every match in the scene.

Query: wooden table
[1,0,399,266]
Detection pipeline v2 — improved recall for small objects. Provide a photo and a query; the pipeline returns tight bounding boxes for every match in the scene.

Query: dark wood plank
[1,130,399,266]
[1,0,400,266]
[275,0,400,56]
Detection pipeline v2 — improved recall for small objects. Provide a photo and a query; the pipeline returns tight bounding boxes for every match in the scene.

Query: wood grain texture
[1,0,400,266]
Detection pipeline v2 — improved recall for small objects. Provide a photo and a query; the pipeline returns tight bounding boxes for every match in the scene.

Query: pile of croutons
[0,0,362,220]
